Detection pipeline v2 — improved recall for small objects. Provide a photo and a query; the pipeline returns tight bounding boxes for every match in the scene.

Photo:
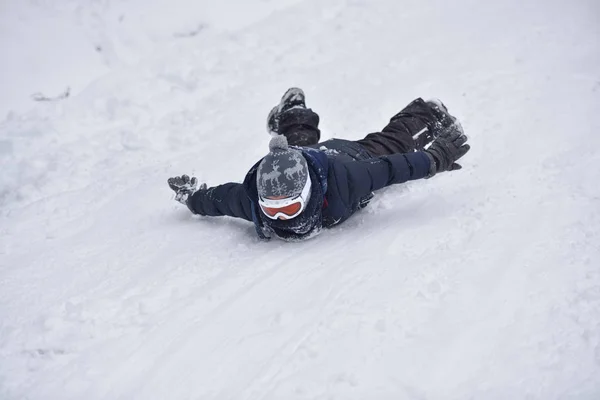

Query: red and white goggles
[258,175,312,220]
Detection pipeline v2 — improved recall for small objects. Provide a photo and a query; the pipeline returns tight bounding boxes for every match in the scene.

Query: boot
[267,88,306,134]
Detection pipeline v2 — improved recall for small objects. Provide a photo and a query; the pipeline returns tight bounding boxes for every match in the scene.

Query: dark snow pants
[277,98,438,156]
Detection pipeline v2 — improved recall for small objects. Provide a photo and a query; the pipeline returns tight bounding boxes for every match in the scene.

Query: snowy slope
[1,0,600,399]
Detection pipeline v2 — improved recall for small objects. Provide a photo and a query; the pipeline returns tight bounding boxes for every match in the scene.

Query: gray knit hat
[257,135,310,199]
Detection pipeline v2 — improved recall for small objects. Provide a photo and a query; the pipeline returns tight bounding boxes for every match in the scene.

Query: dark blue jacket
[187,139,431,239]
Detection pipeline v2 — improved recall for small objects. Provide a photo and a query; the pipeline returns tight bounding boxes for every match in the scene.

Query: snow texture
[1,0,600,399]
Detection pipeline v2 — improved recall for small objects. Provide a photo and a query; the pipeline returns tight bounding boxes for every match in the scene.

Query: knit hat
[257,135,310,200]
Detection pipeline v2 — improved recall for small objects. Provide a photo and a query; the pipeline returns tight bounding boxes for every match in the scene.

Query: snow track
[1,0,600,399]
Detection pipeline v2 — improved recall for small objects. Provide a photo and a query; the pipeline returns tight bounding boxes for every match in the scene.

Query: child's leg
[277,108,321,146]
[356,98,445,156]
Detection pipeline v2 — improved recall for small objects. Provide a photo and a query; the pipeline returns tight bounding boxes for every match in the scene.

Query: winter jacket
[187,139,431,239]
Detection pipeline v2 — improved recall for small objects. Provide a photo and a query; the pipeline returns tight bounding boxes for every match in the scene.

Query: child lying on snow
[168,88,470,241]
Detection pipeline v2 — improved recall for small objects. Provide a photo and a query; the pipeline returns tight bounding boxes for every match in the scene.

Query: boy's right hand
[168,175,206,205]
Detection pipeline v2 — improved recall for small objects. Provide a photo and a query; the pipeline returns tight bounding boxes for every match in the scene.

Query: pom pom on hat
[269,135,289,152]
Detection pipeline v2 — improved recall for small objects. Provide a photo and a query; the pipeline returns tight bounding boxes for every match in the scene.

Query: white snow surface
[1,0,600,399]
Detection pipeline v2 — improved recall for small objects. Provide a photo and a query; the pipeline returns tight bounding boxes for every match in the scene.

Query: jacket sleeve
[332,151,431,205]
[187,182,254,222]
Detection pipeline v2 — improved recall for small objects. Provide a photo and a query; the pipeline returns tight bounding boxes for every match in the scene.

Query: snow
[1,0,599,398]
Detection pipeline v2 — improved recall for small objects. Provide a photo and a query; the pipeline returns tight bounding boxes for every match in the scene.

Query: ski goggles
[258,175,312,220]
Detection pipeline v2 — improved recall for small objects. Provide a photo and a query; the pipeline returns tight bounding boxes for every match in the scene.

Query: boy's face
[258,176,312,221]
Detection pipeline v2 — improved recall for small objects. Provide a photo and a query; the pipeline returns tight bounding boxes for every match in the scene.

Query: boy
[168,88,470,241]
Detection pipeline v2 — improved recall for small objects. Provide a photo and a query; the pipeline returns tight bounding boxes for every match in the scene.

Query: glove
[424,125,470,177]
[167,175,206,206]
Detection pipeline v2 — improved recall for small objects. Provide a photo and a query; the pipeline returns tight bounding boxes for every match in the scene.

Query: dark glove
[424,125,470,177]
[167,175,206,206]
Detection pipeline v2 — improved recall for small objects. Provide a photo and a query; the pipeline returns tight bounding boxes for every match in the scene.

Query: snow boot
[408,98,463,150]
[267,88,307,134]
[426,98,463,135]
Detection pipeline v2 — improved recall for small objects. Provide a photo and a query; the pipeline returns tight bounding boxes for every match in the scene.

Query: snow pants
[277,98,439,156]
